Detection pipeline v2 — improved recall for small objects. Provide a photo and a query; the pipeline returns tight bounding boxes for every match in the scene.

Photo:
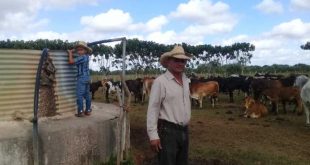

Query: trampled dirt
[94,89,310,165]
[128,94,310,165]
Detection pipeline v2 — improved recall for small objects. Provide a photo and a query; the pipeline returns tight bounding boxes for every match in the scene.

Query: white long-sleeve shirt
[147,71,191,141]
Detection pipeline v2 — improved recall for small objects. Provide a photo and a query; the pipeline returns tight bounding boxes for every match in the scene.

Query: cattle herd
[90,72,310,126]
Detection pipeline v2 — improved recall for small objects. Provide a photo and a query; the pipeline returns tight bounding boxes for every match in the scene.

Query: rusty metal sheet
[49,50,78,114]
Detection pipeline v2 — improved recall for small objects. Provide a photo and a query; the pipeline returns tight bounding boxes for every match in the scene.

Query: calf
[104,80,120,103]
[262,87,302,115]
[244,96,268,118]
[126,78,143,103]
[90,80,106,99]
[142,77,155,103]
[190,81,219,108]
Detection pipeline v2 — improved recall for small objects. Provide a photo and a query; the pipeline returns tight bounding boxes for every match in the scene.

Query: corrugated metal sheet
[49,50,77,114]
[0,49,41,120]
[0,49,80,121]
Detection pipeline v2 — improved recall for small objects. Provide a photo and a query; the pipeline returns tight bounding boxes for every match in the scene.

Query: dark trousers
[157,119,189,165]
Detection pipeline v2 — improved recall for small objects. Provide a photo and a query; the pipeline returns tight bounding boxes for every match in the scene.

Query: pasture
[92,86,310,165]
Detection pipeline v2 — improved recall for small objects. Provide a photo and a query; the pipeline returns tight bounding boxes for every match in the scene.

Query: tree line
[0,39,309,76]
[0,39,255,74]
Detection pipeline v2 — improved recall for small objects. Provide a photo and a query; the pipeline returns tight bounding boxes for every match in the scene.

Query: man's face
[76,46,87,55]
[166,57,187,73]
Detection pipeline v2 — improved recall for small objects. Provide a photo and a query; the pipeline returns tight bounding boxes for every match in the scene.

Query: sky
[1,0,310,68]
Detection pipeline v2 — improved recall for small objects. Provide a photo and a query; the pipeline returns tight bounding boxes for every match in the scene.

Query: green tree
[223,64,242,76]
[231,43,255,74]
[301,42,310,50]
[0,38,257,75]
[91,44,114,75]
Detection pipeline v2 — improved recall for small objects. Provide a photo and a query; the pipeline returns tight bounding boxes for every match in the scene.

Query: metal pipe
[121,38,127,160]
[87,37,127,164]
[116,86,123,165]
[87,37,126,46]
[33,48,49,165]
[121,38,126,113]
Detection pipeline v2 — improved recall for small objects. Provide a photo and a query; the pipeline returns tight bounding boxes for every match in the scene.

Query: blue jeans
[76,77,91,113]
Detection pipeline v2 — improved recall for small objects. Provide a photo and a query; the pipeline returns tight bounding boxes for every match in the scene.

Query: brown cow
[142,77,155,103]
[190,81,219,108]
[251,79,283,100]
[262,87,302,115]
[244,96,268,118]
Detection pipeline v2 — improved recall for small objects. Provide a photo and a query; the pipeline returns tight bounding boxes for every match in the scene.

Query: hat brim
[160,53,191,68]
[75,44,93,54]
[173,54,191,60]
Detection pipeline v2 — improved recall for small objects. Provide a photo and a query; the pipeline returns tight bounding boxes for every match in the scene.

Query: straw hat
[74,41,92,54]
[160,45,192,67]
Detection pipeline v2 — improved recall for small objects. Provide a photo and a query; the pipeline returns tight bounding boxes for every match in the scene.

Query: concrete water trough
[0,102,120,165]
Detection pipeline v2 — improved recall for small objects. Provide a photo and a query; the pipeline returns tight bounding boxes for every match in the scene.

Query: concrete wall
[0,102,119,165]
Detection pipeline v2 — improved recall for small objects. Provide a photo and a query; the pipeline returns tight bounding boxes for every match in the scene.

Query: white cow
[295,75,310,126]
[294,75,309,89]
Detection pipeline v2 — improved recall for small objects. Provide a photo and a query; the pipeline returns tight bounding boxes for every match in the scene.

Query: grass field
[93,87,310,165]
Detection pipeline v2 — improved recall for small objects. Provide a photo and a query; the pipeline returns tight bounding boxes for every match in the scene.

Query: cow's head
[244,96,255,109]
[101,79,109,87]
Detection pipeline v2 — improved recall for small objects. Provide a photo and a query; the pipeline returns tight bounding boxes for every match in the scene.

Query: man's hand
[150,139,162,152]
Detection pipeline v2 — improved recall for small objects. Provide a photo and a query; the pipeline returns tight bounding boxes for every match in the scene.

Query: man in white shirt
[147,45,192,165]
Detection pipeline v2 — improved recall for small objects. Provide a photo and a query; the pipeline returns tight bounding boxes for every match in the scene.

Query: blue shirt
[74,55,90,79]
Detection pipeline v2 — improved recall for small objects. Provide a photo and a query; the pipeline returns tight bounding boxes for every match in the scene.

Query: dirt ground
[94,89,310,165]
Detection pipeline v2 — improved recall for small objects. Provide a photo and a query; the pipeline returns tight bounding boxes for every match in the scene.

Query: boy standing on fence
[68,41,92,117]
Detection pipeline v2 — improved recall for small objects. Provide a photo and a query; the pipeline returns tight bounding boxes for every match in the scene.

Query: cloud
[0,13,48,34]
[21,31,69,41]
[252,36,310,65]
[290,0,310,11]
[221,35,249,45]
[146,30,206,45]
[183,23,235,36]
[146,31,177,44]
[169,0,237,41]
[253,19,310,65]
[255,0,284,14]
[81,9,133,33]
[78,0,237,45]
[80,9,169,34]
[43,0,98,9]
[0,0,100,39]
[0,0,43,34]
[267,19,310,40]
[252,38,284,50]
[170,0,236,24]
[251,48,310,66]
[0,0,40,14]
[219,18,310,66]
[1,0,236,46]
[145,15,168,32]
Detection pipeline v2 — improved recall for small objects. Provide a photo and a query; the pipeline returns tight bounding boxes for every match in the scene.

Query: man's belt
[158,119,188,131]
